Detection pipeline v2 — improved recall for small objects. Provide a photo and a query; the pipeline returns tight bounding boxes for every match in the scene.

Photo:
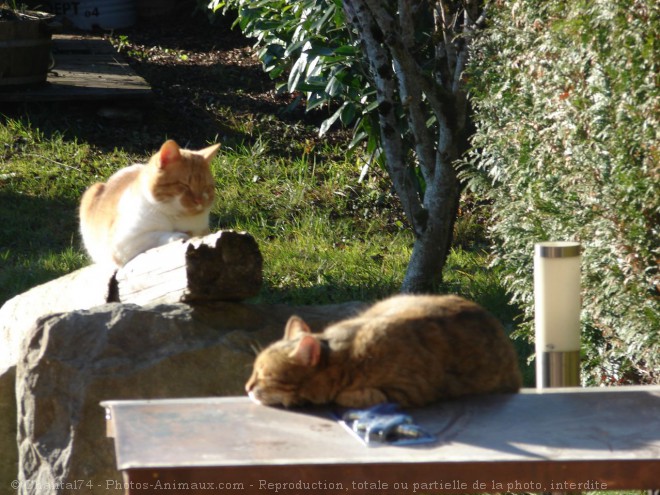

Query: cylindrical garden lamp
[534,241,582,389]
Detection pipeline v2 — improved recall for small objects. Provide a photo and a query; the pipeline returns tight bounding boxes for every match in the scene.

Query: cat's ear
[199,143,221,163]
[290,335,321,367]
[158,140,182,169]
[284,316,312,340]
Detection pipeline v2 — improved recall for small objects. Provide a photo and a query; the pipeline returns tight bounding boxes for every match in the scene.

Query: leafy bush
[209,0,381,160]
[465,0,659,383]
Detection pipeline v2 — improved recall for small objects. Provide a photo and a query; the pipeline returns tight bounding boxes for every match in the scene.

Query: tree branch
[363,0,455,130]
[437,0,458,88]
[342,0,487,292]
[345,0,428,236]
[393,1,437,183]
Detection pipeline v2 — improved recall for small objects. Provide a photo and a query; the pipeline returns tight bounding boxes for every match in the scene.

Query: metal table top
[102,386,660,493]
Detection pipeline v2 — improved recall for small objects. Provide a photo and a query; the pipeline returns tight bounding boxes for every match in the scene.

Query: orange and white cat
[247,294,522,408]
[79,139,220,267]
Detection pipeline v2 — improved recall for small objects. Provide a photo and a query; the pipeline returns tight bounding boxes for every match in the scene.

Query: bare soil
[117,10,273,138]
[103,2,348,156]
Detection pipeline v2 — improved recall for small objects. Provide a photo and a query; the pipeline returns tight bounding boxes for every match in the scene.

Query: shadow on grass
[0,97,243,158]
[0,190,86,306]
[255,281,399,307]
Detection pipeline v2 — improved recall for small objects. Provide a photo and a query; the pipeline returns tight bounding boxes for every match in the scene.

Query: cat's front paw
[336,388,388,408]
[163,232,190,244]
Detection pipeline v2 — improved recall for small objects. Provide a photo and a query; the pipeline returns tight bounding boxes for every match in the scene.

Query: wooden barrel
[0,14,53,87]
[50,0,136,30]
[136,0,175,20]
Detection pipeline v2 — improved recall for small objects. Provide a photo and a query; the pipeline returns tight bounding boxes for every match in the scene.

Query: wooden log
[115,230,263,305]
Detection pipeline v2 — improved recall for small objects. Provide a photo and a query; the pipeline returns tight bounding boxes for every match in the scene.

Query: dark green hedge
[465,0,659,384]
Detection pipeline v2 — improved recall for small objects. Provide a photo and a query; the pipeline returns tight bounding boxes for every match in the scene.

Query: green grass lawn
[0,110,533,384]
[0,112,534,384]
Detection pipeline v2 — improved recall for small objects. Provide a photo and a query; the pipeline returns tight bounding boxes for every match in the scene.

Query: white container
[51,0,136,30]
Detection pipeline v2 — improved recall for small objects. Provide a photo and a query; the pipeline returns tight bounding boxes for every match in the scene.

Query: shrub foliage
[466,0,659,383]
[209,0,375,152]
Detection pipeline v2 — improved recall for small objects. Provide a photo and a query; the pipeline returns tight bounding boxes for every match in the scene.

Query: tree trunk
[344,0,478,293]
[402,162,461,292]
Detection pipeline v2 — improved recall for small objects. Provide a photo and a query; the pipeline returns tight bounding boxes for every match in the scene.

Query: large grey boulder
[0,264,116,376]
[0,231,261,375]
[7,300,362,495]
[0,264,114,494]
[0,368,16,494]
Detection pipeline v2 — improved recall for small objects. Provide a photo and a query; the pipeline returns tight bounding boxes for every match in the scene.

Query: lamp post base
[538,350,580,388]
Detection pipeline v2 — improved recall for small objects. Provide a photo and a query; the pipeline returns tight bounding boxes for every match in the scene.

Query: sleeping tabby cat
[246,294,522,408]
[79,139,220,267]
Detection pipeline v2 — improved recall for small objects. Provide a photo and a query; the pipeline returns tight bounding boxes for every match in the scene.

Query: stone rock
[0,264,116,378]
[0,232,263,377]
[0,367,16,494]
[0,263,115,494]
[9,301,363,495]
